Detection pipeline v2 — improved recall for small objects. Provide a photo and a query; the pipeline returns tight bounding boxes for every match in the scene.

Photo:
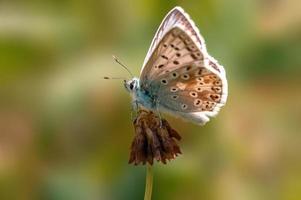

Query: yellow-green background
[1,0,300,199]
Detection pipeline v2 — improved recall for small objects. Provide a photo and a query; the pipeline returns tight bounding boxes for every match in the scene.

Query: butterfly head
[124,77,139,93]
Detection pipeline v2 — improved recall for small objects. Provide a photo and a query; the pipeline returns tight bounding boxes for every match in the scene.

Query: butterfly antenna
[112,55,134,78]
[103,76,127,80]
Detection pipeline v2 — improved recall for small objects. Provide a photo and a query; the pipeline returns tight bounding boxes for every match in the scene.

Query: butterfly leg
[155,99,163,128]
[131,100,139,121]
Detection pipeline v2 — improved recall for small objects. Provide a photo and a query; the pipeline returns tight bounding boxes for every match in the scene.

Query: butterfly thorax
[125,78,157,110]
[135,87,158,110]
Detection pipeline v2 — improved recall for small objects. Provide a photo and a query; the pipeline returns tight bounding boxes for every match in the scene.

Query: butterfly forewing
[141,7,207,74]
[141,28,203,84]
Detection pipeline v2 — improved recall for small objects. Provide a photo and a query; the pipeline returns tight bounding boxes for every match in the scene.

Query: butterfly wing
[141,6,206,74]
[156,53,227,125]
[139,7,228,125]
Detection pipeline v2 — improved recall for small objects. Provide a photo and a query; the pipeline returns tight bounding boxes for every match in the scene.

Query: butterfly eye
[129,82,134,90]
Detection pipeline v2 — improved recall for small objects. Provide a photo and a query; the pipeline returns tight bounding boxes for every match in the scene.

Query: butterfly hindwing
[157,59,223,111]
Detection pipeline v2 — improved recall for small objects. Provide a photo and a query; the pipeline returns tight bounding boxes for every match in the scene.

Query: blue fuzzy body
[133,85,156,111]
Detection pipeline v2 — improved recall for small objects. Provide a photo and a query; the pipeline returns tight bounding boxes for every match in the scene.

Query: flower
[129,109,182,165]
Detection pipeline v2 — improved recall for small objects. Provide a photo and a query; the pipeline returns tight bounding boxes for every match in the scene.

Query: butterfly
[123,6,228,125]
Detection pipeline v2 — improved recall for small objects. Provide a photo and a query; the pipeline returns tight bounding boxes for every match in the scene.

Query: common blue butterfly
[123,6,228,125]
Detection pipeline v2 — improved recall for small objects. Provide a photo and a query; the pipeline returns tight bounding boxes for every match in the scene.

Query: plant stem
[144,164,153,200]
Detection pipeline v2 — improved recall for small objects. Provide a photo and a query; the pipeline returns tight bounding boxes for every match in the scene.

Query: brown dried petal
[129,109,182,165]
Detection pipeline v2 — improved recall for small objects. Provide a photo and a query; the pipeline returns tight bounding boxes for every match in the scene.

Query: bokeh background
[1,0,301,199]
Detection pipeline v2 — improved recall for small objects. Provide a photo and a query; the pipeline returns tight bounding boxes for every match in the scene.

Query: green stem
[144,164,153,200]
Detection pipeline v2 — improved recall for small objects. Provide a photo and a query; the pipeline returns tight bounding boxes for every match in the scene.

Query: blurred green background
[0,0,301,199]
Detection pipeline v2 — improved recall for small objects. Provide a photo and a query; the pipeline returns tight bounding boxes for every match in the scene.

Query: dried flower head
[129,109,182,165]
